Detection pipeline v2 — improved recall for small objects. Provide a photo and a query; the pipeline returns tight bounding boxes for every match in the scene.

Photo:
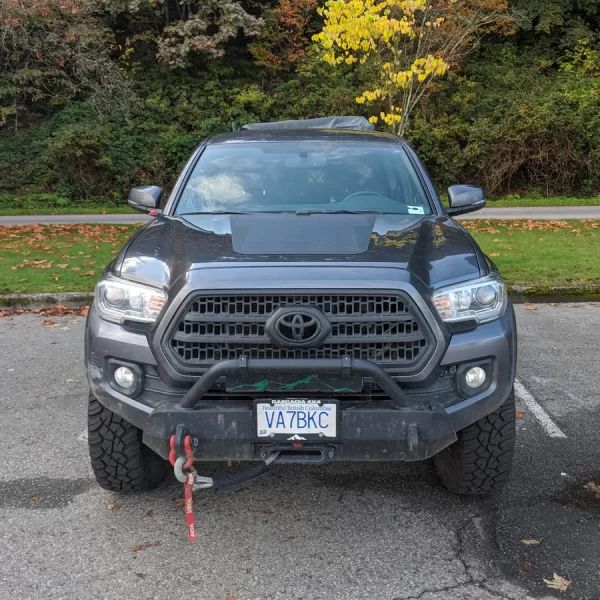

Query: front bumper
[86,300,517,463]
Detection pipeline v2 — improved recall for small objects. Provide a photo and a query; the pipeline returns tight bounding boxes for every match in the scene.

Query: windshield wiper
[296,210,383,215]
[179,211,257,215]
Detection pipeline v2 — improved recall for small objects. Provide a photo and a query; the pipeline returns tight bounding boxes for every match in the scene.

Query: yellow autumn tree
[314,0,511,135]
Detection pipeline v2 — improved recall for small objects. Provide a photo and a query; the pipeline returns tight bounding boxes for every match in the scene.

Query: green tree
[0,0,129,127]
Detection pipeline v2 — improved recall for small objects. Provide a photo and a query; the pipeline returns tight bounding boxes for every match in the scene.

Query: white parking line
[514,379,567,439]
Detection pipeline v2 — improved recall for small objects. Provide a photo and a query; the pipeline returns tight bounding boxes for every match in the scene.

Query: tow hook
[169,432,279,542]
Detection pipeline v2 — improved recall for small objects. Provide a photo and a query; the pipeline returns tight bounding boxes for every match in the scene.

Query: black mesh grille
[166,293,432,372]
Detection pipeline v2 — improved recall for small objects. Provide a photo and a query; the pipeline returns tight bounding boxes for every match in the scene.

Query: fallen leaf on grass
[56,264,69,269]
[71,267,81,271]
[489,252,501,257]
[107,503,122,510]
[516,410,526,419]
[584,481,600,499]
[80,270,96,276]
[520,539,540,545]
[543,573,571,592]
[131,541,161,553]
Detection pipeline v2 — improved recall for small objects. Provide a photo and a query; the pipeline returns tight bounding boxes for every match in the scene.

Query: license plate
[256,400,338,440]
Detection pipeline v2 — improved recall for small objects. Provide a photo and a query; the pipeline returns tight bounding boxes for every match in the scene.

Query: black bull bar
[178,356,412,409]
[141,356,459,462]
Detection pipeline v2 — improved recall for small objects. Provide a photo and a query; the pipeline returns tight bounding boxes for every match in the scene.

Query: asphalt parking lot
[1,304,599,600]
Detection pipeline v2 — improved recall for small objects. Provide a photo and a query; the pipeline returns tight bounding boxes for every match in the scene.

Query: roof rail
[240,116,374,132]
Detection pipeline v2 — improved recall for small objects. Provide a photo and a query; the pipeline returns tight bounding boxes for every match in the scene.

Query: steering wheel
[342,190,387,202]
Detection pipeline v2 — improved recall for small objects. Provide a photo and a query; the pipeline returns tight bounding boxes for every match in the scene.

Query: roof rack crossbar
[240,116,374,132]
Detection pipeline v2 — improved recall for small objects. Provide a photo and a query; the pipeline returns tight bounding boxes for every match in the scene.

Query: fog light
[465,366,486,388]
[114,366,135,389]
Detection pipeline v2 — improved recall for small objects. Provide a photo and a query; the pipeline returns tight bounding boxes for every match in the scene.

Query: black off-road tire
[435,389,516,495]
[88,392,170,492]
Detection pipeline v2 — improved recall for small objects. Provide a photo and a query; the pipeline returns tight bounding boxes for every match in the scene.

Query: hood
[115,213,483,290]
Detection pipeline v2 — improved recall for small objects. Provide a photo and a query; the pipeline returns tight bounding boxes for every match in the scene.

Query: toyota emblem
[265,306,331,348]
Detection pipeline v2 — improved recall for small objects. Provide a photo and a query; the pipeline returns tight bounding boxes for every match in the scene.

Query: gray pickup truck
[85,117,517,496]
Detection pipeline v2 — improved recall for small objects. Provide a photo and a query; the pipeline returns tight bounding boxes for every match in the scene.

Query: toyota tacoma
[85,116,517,496]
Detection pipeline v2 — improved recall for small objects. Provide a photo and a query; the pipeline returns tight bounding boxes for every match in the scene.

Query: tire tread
[435,390,516,495]
[87,392,168,492]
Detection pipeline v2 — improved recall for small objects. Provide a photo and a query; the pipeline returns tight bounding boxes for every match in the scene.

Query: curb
[1,287,599,310]
[0,292,94,310]
[508,285,600,303]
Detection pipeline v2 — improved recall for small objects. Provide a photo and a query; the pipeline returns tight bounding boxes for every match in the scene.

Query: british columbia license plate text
[256,400,337,439]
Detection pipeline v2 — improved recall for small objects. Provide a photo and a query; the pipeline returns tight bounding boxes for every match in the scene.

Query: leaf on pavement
[543,573,571,592]
[31,497,39,503]
[175,497,185,506]
[79,306,90,317]
[518,561,532,577]
[44,304,72,316]
[584,481,600,499]
[525,304,537,311]
[516,410,526,419]
[520,539,540,545]
[107,503,122,510]
[42,319,58,326]
[131,541,161,552]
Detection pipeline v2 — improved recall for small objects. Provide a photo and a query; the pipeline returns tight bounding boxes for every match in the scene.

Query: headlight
[432,274,507,324]
[95,276,166,324]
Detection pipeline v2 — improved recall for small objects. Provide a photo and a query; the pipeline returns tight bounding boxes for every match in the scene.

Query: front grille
[165,293,433,374]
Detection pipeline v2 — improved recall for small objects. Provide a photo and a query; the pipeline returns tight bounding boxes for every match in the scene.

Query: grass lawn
[0,221,599,295]
[0,224,139,294]
[488,196,600,208]
[0,205,137,216]
[464,220,600,289]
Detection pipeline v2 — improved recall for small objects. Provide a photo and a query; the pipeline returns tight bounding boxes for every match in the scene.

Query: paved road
[1,305,599,599]
[1,206,599,225]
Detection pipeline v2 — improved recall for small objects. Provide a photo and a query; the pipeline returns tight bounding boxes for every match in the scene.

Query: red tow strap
[184,471,197,542]
[170,434,197,542]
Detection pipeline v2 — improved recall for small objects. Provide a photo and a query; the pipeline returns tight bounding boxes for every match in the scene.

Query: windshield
[175,141,432,216]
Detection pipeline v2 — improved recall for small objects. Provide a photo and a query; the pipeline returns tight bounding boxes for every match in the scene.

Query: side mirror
[128,186,163,214]
[446,185,486,217]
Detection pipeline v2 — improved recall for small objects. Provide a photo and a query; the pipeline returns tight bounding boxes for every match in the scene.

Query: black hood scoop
[229,213,377,255]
